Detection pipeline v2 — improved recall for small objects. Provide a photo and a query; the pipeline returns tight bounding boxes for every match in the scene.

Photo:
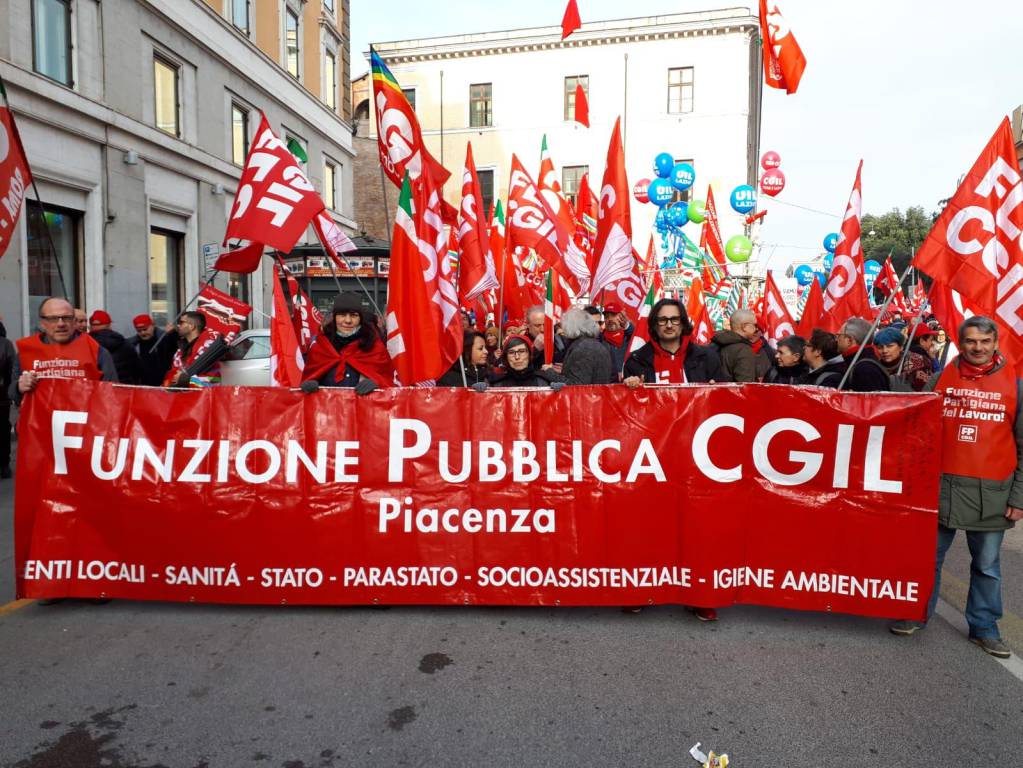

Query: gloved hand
[549,382,564,392]
[355,378,378,396]
[471,381,488,393]
[300,380,320,395]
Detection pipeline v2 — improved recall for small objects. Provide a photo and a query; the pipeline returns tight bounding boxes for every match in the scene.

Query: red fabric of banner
[15,381,938,619]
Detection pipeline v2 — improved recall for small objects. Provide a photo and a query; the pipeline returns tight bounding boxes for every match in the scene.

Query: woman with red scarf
[301,294,393,392]
[622,299,722,386]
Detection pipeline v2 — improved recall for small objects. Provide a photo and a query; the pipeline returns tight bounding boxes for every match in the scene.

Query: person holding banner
[891,317,1023,658]
[301,294,393,393]
[437,331,489,388]
[555,308,614,386]
[489,335,562,389]
[12,297,118,405]
[601,302,634,379]
[623,299,722,387]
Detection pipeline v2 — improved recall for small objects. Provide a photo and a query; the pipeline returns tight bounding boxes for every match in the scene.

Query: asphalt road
[2,476,1023,767]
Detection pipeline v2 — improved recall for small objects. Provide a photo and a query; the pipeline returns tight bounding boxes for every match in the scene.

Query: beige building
[1013,105,1023,167]
[354,8,762,250]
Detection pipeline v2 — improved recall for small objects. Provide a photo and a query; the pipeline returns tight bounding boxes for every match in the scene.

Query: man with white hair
[712,309,772,382]
[836,316,890,392]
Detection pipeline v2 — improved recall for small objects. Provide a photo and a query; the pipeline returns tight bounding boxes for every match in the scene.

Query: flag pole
[837,263,914,391]
[0,74,70,301]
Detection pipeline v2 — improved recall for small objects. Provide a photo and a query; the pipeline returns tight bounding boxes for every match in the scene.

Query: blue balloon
[864,260,882,277]
[823,233,839,253]
[670,162,695,191]
[654,152,674,179]
[794,265,815,286]
[822,253,834,273]
[730,185,757,214]
[667,202,688,226]
[816,271,827,288]
[648,178,675,207]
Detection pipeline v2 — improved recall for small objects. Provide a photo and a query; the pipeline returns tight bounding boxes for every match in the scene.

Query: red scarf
[751,338,765,354]
[652,337,690,383]
[958,353,1002,381]
[302,333,394,387]
[603,329,626,347]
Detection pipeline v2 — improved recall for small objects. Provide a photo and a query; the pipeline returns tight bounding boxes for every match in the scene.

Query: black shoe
[89,598,113,605]
[0,466,11,479]
[37,598,66,606]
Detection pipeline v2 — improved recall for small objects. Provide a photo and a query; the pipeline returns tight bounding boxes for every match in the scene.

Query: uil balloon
[730,185,757,214]
[725,235,753,263]
[633,179,651,204]
[667,202,688,227]
[655,207,668,230]
[864,260,882,291]
[816,271,827,288]
[822,253,834,274]
[670,162,695,191]
[687,199,707,224]
[823,233,839,253]
[654,152,674,179]
[648,178,675,207]
[794,265,815,286]
[761,151,781,170]
[759,168,786,198]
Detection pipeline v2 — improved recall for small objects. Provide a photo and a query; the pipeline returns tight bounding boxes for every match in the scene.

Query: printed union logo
[958,424,978,443]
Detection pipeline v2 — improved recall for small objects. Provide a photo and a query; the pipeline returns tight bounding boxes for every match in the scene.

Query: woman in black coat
[764,335,809,385]
[488,335,561,388]
[437,331,490,386]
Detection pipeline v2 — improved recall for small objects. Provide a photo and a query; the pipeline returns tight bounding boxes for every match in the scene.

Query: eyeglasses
[506,348,530,357]
[654,316,683,326]
[40,315,74,323]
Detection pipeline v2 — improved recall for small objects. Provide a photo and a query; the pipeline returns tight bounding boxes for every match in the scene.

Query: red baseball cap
[603,302,624,315]
[133,314,154,328]
[911,325,937,340]
[89,310,112,325]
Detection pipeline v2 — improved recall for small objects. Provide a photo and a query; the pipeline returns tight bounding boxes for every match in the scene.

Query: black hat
[333,293,364,315]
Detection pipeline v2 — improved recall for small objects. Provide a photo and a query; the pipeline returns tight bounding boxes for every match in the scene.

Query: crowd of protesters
[3,292,1021,658]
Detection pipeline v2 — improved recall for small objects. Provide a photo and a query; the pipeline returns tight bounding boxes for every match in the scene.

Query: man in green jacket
[711,309,773,382]
[891,316,1023,658]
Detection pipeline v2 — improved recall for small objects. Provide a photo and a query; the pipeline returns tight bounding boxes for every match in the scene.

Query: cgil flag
[820,161,872,332]
[758,271,797,345]
[0,97,32,261]
[759,0,806,95]
[456,143,499,302]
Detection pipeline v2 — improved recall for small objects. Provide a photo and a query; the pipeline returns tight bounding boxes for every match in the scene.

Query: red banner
[0,103,32,261]
[16,381,939,619]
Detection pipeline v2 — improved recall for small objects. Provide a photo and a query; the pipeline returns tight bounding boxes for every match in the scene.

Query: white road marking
[935,598,1023,684]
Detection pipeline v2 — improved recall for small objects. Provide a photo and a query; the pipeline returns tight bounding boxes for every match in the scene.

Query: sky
[351,0,1023,270]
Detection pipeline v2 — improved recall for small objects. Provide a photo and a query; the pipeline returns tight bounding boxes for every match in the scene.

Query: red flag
[0,103,32,261]
[686,277,714,344]
[537,137,588,291]
[222,113,326,261]
[796,279,825,337]
[385,173,461,385]
[574,173,599,275]
[285,272,322,354]
[573,83,589,127]
[874,255,899,299]
[700,186,727,269]
[270,266,303,388]
[759,0,806,95]
[913,118,1023,361]
[456,144,499,302]
[490,201,528,326]
[561,0,581,40]
[820,161,872,332]
[506,154,583,294]
[196,284,252,343]
[371,50,449,190]
[758,271,797,345]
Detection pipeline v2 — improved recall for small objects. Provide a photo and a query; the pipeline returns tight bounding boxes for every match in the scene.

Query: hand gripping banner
[16,381,939,619]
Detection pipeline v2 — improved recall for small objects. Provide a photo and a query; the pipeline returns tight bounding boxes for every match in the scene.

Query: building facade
[354,8,762,258]
[0,0,354,338]
[1013,105,1023,167]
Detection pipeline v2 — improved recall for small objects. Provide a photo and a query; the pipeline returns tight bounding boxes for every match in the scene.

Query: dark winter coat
[437,363,489,387]
[0,334,14,406]
[489,366,561,388]
[839,347,891,392]
[129,329,177,386]
[799,357,847,388]
[624,340,723,384]
[711,331,773,382]
[91,328,143,385]
[559,336,615,385]
[602,324,635,378]
[764,361,809,385]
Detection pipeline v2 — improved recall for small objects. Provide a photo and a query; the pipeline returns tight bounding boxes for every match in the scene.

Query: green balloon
[687,200,707,224]
[725,235,753,263]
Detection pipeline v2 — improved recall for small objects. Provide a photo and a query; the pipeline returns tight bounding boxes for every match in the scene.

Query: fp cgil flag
[0,96,32,261]
[371,49,449,190]
[821,161,872,332]
[220,113,326,270]
[759,0,806,95]
[759,271,796,345]
[913,118,1023,362]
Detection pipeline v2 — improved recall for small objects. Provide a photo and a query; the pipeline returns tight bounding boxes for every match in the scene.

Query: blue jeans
[926,524,1005,639]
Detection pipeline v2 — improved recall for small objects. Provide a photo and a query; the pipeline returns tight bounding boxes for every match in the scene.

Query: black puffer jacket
[489,366,561,388]
[765,362,809,385]
[91,328,143,385]
[624,340,723,383]
[437,363,488,387]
